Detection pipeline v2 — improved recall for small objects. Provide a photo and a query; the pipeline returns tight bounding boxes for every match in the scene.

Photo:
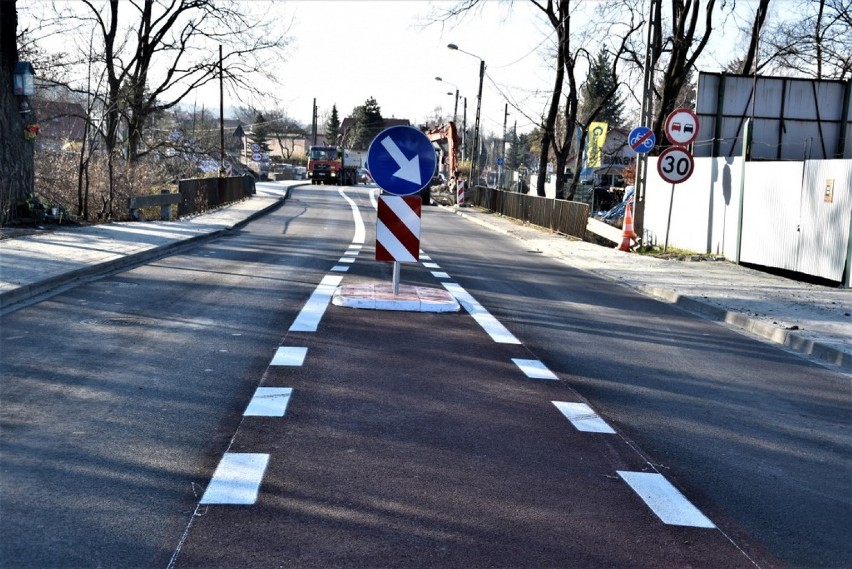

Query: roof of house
[31,100,88,141]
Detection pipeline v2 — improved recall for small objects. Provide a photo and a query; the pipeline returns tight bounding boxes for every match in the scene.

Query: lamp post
[448,43,484,188]
[434,76,459,125]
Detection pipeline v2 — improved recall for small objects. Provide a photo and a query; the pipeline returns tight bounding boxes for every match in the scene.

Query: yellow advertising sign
[587,122,609,167]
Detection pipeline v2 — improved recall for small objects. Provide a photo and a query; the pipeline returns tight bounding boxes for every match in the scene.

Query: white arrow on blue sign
[367,126,437,196]
[628,126,656,154]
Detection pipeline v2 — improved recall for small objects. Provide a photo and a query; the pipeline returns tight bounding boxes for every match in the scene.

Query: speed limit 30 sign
[657,146,694,184]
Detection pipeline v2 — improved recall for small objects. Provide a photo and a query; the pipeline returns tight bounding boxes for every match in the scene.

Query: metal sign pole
[392,261,401,295]
[664,183,675,252]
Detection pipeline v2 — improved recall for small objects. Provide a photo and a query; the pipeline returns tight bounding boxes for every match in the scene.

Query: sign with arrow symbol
[367,126,437,196]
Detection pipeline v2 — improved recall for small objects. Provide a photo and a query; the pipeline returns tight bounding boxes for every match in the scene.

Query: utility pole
[462,97,467,162]
[219,45,225,174]
[311,98,318,145]
[634,0,660,245]
[500,103,508,189]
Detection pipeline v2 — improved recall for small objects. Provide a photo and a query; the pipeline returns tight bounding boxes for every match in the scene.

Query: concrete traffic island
[332,283,460,312]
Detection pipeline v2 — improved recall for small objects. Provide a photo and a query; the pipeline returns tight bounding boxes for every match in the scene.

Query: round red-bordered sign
[664,107,699,146]
[657,146,695,184]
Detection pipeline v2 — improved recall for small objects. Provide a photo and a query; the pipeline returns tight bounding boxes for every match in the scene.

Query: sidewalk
[1,186,849,373]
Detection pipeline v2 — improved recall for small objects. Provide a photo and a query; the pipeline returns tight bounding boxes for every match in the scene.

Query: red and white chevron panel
[376,195,421,262]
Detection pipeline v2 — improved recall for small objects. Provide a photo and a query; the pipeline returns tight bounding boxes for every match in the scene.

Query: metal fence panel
[470,186,589,238]
[798,160,852,281]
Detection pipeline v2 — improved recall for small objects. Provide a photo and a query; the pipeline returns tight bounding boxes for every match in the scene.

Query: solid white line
[442,282,521,344]
[512,358,558,380]
[618,471,716,528]
[552,401,616,433]
[244,387,293,417]
[270,346,308,366]
[200,453,270,505]
[289,275,343,332]
[338,189,365,244]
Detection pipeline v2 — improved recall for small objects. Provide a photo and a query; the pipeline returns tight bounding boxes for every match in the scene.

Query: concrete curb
[640,286,850,372]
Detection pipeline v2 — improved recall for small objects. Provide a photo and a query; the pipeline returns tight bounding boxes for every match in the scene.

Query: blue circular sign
[366,126,437,196]
[628,126,656,154]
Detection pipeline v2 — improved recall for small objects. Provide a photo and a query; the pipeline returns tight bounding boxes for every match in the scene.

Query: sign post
[661,109,700,252]
[367,126,436,294]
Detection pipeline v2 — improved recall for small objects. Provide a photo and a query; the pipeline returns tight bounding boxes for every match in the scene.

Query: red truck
[307,146,361,186]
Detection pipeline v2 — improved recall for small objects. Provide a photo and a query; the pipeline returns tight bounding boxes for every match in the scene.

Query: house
[31,100,88,152]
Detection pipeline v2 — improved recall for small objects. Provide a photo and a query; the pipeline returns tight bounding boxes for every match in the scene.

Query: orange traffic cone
[616,201,637,252]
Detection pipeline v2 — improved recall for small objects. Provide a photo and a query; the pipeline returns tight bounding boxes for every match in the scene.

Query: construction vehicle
[307,145,361,185]
[425,122,460,204]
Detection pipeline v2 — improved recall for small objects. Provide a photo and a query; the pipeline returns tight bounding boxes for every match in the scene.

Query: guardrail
[469,186,590,239]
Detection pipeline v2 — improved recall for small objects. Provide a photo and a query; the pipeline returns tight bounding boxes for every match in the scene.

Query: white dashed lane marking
[552,401,616,433]
[431,271,451,279]
[512,358,558,380]
[200,453,270,505]
[244,388,293,417]
[618,471,716,528]
[442,282,521,344]
[270,347,308,366]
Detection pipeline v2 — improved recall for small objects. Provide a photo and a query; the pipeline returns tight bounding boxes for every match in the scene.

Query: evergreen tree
[325,105,340,145]
[578,49,624,127]
[348,97,384,150]
[249,113,272,152]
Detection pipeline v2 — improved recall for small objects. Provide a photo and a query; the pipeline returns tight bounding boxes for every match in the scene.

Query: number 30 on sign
[657,146,695,184]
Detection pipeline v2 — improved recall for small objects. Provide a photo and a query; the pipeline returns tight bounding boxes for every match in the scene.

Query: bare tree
[527,0,570,197]
[740,0,770,75]
[28,0,292,218]
[650,0,719,143]
[762,0,851,79]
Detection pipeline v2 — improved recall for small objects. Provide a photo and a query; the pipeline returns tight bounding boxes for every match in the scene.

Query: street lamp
[434,76,459,125]
[448,43,485,188]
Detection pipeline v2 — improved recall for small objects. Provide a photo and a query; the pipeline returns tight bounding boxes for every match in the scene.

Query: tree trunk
[0,0,35,224]
[534,1,568,198]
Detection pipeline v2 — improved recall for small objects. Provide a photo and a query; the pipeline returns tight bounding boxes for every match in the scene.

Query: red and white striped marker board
[376,195,421,262]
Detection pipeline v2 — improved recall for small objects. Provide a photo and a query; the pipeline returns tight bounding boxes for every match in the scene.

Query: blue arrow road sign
[628,126,656,154]
[367,126,437,196]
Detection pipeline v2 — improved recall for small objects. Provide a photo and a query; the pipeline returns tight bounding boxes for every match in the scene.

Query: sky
[214,0,562,135]
[24,0,755,137]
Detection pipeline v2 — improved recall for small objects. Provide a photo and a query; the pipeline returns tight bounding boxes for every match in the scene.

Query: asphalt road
[1,184,849,568]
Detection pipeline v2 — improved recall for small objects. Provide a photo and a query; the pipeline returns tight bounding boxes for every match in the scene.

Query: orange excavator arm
[426,122,459,180]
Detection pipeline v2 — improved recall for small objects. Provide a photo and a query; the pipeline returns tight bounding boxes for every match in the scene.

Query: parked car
[593,200,626,229]
[358,168,372,183]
